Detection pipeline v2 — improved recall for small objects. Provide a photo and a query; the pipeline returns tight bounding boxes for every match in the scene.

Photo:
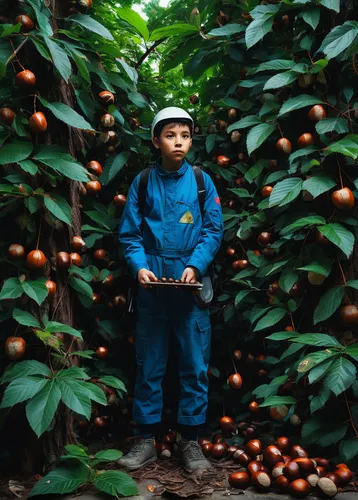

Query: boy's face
[152,123,192,161]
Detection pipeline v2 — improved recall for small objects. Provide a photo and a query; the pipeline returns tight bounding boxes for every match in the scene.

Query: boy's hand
[181,267,197,283]
[137,268,159,288]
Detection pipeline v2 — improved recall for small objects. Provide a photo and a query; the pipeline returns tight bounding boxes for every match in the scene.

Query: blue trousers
[133,283,211,426]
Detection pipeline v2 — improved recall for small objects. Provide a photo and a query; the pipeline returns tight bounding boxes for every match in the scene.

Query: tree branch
[135,38,166,69]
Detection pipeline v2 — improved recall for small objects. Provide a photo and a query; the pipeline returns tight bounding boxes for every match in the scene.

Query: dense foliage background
[0,0,357,494]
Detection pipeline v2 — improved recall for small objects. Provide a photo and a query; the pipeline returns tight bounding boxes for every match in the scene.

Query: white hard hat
[151,107,194,137]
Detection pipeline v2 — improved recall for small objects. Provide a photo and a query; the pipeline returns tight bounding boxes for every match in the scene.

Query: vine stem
[337,155,344,189]
[277,123,284,138]
[33,93,37,113]
[344,391,358,437]
[134,38,165,69]
[8,38,26,70]
[289,312,296,331]
[230,347,238,374]
[337,256,347,286]
[36,217,43,250]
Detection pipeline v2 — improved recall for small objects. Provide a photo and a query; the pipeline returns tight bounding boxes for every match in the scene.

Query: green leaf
[281,216,326,235]
[75,380,107,406]
[302,175,336,198]
[70,350,95,359]
[269,178,303,207]
[116,7,149,41]
[22,279,48,306]
[68,48,90,83]
[278,95,323,117]
[26,379,62,437]
[266,331,299,341]
[259,395,296,407]
[346,280,358,291]
[13,308,41,328]
[310,386,330,413]
[297,259,333,277]
[324,134,358,160]
[69,14,114,40]
[263,71,298,90]
[208,23,245,37]
[100,152,129,185]
[301,8,320,30]
[320,0,340,12]
[69,276,93,308]
[253,59,296,73]
[1,360,50,383]
[317,223,354,257]
[149,23,199,41]
[0,377,47,408]
[345,344,358,362]
[0,278,23,300]
[289,145,318,164]
[316,117,349,135]
[94,449,123,462]
[64,444,88,457]
[94,470,138,497]
[254,308,287,332]
[245,17,273,49]
[45,321,83,340]
[28,462,90,497]
[246,123,275,156]
[291,333,341,347]
[314,286,345,324]
[317,21,358,59]
[309,358,335,384]
[18,160,38,175]
[298,350,338,373]
[42,36,71,82]
[56,367,89,380]
[0,141,33,165]
[98,376,127,393]
[339,438,358,461]
[43,194,72,225]
[57,379,91,419]
[39,157,89,182]
[324,357,357,396]
[227,115,261,134]
[68,266,97,283]
[38,98,94,131]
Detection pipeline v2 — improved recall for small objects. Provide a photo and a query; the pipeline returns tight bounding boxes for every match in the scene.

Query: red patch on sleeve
[215,197,221,205]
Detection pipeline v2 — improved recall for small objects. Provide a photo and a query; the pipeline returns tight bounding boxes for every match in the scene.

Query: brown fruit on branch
[331,187,354,210]
[15,14,34,31]
[8,243,25,259]
[113,194,127,208]
[249,401,260,412]
[289,479,311,498]
[78,0,92,8]
[113,294,127,308]
[100,113,115,128]
[261,186,273,198]
[102,275,114,287]
[216,120,227,131]
[340,304,358,325]
[264,445,282,466]
[94,416,106,427]
[29,112,47,133]
[0,107,16,125]
[316,478,338,498]
[96,346,108,359]
[217,155,230,167]
[5,337,26,360]
[258,232,272,247]
[72,236,86,252]
[228,108,238,120]
[233,349,242,361]
[93,249,107,260]
[189,94,199,105]
[46,280,57,297]
[86,180,102,194]
[246,439,262,457]
[226,247,236,258]
[93,293,100,304]
[16,69,36,88]
[251,472,271,491]
[228,373,243,389]
[232,260,249,271]
[308,105,326,121]
[298,133,314,148]
[57,252,71,269]
[231,130,242,144]
[87,161,103,176]
[276,138,292,154]
[98,90,115,104]
[229,471,250,489]
[270,405,288,420]
[70,253,81,266]
[26,250,47,270]
[130,118,140,130]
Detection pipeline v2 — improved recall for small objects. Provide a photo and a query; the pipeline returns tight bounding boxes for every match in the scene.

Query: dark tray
[146,281,203,291]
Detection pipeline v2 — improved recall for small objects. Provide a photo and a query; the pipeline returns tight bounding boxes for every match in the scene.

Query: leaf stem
[36,217,43,250]
[344,391,358,437]
[8,38,27,70]
[337,256,347,286]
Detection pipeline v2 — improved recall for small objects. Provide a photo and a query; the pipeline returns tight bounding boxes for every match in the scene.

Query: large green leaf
[259,396,296,407]
[317,21,358,59]
[21,278,48,306]
[302,175,336,198]
[38,98,94,131]
[43,36,72,82]
[69,14,114,40]
[0,377,47,408]
[0,277,23,300]
[320,0,340,12]
[116,7,149,41]
[308,358,335,384]
[313,286,345,324]
[297,258,333,277]
[74,380,107,406]
[56,367,90,380]
[246,123,275,156]
[317,223,354,257]
[69,276,93,308]
[0,141,33,165]
[278,95,323,116]
[245,17,273,49]
[13,308,41,328]
[99,376,127,393]
[254,308,287,332]
[94,470,138,497]
[316,117,349,135]
[253,59,296,73]
[263,71,298,90]
[324,134,358,160]
[57,379,91,419]
[28,463,90,497]
[94,449,123,462]
[43,193,72,225]
[269,178,303,207]
[45,321,83,340]
[149,23,199,41]
[227,115,261,134]
[26,379,62,437]
[301,8,320,29]
[345,344,358,362]
[310,386,330,413]
[100,152,129,185]
[208,24,245,37]
[298,350,338,373]
[280,215,326,235]
[290,333,341,347]
[1,360,50,383]
[39,158,89,182]
[340,438,358,461]
[324,357,357,396]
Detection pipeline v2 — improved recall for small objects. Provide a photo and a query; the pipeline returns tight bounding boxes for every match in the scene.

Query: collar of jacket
[155,157,189,177]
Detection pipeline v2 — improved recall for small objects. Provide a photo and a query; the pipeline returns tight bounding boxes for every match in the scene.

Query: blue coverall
[118,158,224,426]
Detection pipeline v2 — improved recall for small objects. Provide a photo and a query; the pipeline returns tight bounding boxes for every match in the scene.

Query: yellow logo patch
[179,211,194,224]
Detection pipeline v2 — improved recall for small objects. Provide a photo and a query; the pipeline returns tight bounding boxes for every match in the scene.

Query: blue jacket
[118,158,224,281]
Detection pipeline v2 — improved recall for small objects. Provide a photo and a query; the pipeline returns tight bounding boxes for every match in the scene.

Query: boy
[117,107,224,473]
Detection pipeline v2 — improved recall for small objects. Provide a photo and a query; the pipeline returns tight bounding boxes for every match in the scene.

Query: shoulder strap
[138,167,151,214]
[192,165,206,218]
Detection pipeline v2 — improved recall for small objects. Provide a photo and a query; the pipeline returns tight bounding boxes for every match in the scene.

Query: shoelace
[182,441,205,461]
[127,439,150,457]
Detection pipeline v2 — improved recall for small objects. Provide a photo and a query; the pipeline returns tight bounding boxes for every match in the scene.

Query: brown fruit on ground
[229,471,250,489]
[264,445,282,466]
[316,478,338,497]
[246,439,262,457]
[251,471,271,491]
[289,479,311,498]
